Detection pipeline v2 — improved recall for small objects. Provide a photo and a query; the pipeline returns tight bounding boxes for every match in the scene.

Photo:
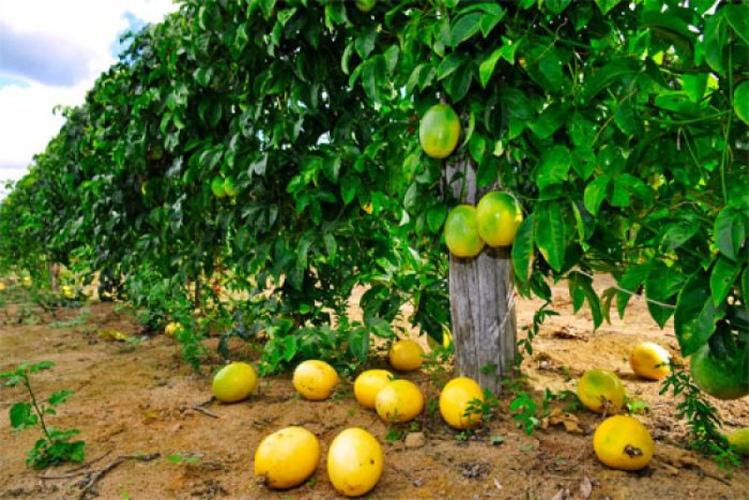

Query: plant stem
[24,375,51,442]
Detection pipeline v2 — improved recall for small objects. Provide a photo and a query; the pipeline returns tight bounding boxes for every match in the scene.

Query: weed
[0,361,85,469]
[660,361,739,468]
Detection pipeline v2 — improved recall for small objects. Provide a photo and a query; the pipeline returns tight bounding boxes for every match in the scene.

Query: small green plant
[0,361,85,469]
[464,389,500,424]
[385,426,405,443]
[625,397,650,415]
[661,361,739,468]
[489,434,505,446]
[509,392,541,436]
[517,303,559,363]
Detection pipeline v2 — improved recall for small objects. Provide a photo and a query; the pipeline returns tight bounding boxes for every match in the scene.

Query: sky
[0,0,178,200]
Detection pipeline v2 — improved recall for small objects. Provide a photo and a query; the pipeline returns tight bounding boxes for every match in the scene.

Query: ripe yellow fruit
[327,428,383,497]
[444,205,485,258]
[375,379,424,423]
[593,415,654,471]
[439,377,485,429]
[22,276,32,288]
[292,360,339,401]
[354,369,393,410]
[212,362,257,403]
[419,103,461,159]
[577,369,626,414]
[727,428,749,456]
[0,282,6,291]
[476,191,523,247]
[629,342,671,380]
[388,339,424,371]
[254,426,320,489]
[61,285,75,299]
[164,322,182,337]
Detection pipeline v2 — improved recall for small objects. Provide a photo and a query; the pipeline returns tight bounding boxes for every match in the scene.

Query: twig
[192,404,220,419]
[66,451,112,473]
[38,451,114,480]
[77,453,160,500]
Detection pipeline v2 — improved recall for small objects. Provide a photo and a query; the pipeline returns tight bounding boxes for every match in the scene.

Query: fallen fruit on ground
[354,369,393,410]
[164,322,182,337]
[689,343,749,400]
[629,342,671,380]
[212,362,257,403]
[444,205,484,258]
[211,176,227,198]
[439,377,485,429]
[327,428,383,497]
[593,415,654,471]
[61,285,75,300]
[577,369,625,414]
[388,339,424,371]
[476,191,523,247]
[375,379,424,423]
[419,103,460,159]
[727,428,749,456]
[22,276,32,287]
[254,426,320,489]
[293,360,339,401]
[0,282,6,291]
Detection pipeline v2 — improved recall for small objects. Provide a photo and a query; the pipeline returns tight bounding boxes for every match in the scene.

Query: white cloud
[0,0,177,184]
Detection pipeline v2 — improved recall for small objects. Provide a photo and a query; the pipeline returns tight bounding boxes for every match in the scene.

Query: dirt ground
[1,277,748,500]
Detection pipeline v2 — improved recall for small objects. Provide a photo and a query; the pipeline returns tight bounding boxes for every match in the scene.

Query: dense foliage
[1,0,747,408]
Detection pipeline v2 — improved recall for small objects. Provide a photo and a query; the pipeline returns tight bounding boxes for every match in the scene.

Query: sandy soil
[0,278,747,500]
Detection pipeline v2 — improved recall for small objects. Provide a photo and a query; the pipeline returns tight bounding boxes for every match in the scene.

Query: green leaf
[674,272,726,356]
[714,207,746,261]
[282,335,298,362]
[710,256,742,307]
[743,268,749,310]
[535,145,571,190]
[512,214,535,282]
[594,0,621,15]
[355,30,377,59]
[616,262,653,319]
[534,201,566,272]
[545,0,571,14]
[529,103,570,140]
[479,48,503,88]
[450,13,484,47]
[568,271,603,329]
[48,389,74,407]
[703,14,728,75]
[661,221,699,251]
[581,59,639,103]
[723,5,749,45]
[9,402,34,429]
[437,53,464,81]
[348,328,370,361]
[645,263,686,328]
[734,81,749,126]
[583,175,610,216]
[427,204,447,233]
[29,361,54,373]
[469,134,487,165]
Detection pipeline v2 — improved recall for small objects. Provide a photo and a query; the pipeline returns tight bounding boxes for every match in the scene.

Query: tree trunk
[49,262,60,292]
[446,158,517,393]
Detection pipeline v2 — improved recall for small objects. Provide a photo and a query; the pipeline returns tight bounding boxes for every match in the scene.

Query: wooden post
[446,158,517,393]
